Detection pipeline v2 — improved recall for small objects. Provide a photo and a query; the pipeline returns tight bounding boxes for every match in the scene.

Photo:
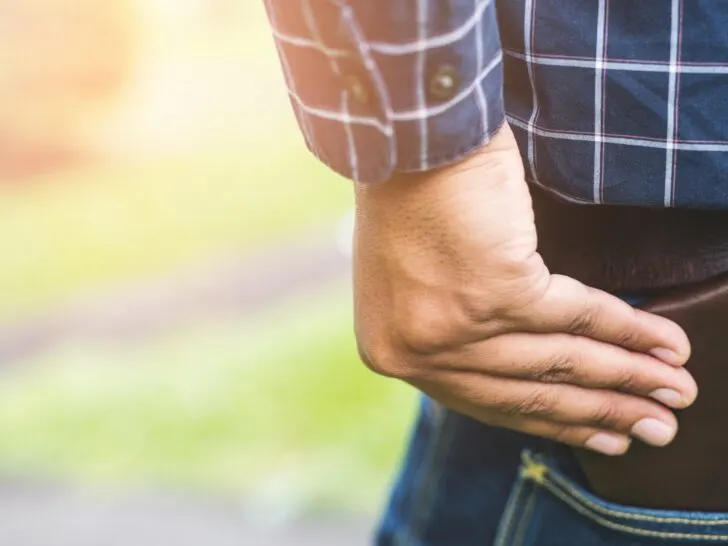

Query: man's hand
[353,124,697,456]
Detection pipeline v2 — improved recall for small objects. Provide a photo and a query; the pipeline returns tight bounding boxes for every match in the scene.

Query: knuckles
[500,388,559,418]
[566,304,598,336]
[355,336,411,379]
[589,399,624,429]
[354,298,471,380]
[531,353,577,384]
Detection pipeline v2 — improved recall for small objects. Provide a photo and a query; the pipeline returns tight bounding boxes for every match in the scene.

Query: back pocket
[495,450,728,546]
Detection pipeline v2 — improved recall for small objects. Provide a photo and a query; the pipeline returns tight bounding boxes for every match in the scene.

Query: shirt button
[345,74,369,104]
[428,64,460,101]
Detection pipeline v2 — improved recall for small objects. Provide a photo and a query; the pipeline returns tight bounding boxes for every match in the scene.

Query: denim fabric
[376,396,558,546]
[376,397,728,546]
[497,450,728,545]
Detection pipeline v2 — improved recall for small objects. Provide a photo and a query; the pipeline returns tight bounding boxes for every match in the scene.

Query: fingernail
[649,388,687,408]
[585,433,631,456]
[650,348,683,366]
[632,418,676,447]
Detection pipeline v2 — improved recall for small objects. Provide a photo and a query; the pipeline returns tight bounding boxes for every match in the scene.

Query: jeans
[375,397,728,545]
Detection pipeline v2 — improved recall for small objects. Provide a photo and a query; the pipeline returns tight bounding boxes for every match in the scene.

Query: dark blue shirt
[264,0,728,209]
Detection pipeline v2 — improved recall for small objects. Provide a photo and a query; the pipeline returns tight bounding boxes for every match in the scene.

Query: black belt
[532,185,728,294]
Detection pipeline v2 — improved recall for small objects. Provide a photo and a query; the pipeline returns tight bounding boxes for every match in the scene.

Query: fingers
[516,275,691,366]
[452,332,697,409]
[427,394,632,456]
[416,371,679,448]
[495,417,632,456]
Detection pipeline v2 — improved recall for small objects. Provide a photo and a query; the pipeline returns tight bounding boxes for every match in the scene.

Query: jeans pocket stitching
[511,486,538,546]
[524,451,728,525]
[540,477,728,542]
[495,475,530,546]
[547,463,728,526]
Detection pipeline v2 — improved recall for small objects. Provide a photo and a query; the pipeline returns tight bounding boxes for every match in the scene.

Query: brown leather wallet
[529,185,728,510]
[572,273,728,511]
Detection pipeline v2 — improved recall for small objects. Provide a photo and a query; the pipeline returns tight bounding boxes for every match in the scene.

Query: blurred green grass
[0,284,415,514]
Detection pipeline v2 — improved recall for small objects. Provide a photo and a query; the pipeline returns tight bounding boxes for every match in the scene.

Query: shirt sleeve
[263,0,505,183]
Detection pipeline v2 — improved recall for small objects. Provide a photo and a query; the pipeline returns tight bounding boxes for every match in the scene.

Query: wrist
[355,123,523,210]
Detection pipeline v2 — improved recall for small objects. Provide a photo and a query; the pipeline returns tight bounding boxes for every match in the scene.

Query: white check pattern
[265,0,728,209]
[263,0,504,184]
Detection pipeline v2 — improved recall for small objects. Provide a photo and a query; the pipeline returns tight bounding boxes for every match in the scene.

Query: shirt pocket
[494,450,728,546]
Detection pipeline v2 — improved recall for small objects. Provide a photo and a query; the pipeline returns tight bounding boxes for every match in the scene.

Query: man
[263,1,728,544]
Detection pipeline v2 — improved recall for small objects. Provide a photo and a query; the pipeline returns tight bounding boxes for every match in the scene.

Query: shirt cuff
[263,0,505,183]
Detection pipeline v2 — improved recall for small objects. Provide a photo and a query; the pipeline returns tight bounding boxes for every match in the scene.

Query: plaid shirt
[264,0,728,209]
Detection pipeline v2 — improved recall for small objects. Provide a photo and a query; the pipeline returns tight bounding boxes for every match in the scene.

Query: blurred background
[0,0,417,544]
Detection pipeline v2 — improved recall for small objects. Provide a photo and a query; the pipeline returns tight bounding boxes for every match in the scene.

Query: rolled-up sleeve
[263,0,505,183]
